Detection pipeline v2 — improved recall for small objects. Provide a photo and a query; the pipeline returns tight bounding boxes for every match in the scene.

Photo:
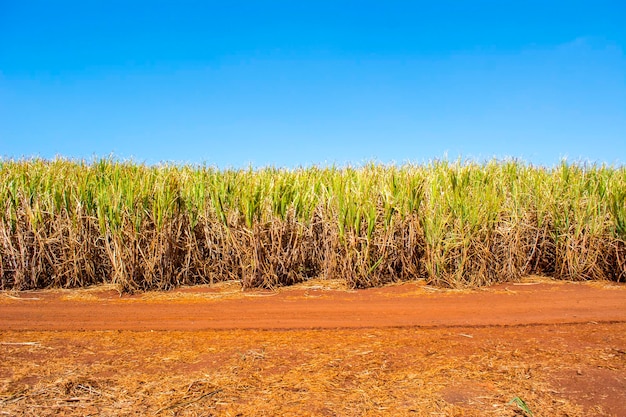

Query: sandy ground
[1,277,625,416]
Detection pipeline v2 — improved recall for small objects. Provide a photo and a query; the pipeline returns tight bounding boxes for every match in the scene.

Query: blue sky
[1,1,625,167]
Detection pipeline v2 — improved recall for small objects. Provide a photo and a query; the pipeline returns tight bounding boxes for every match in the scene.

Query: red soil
[1,279,625,331]
[1,278,625,416]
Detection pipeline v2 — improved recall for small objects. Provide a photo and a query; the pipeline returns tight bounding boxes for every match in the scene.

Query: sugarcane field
[1,159,625,416]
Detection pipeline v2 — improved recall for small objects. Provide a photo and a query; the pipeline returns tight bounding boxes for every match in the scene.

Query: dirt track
[1,279,625,330]
[1,278,626,416]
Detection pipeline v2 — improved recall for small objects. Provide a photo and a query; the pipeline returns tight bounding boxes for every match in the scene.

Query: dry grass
[3,322,625,416]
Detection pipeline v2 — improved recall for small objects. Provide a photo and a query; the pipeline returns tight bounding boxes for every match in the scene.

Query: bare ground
[1,277,625,416]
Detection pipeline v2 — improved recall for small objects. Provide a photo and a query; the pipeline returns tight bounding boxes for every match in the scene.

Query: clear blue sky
[1,1,625,167]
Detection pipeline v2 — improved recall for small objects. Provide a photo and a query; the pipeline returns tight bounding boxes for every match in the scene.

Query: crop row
[1,158,624,291]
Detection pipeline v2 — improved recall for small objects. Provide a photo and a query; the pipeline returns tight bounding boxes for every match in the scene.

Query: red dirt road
[1,279,625,331]
[2,278,626,416]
